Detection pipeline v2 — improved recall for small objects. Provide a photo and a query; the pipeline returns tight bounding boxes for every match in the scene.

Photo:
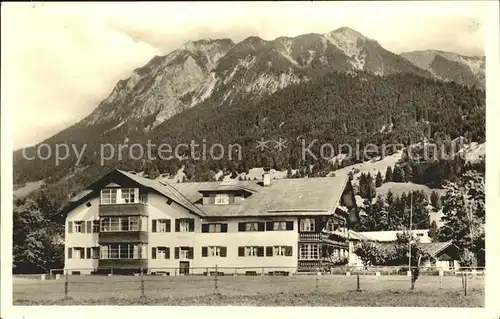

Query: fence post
[214,264,219,295]
[140,268,145,299]
[461,272,465,288]
[464,272,467,297]
[356,272,361,292]
[315,269,319,293]
[64,270,69,299]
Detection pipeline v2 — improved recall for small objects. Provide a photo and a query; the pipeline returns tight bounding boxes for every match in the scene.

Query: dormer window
[214,194,230,205]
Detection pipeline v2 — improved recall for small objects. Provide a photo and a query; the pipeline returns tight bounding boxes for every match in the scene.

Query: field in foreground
[13,274,484,307]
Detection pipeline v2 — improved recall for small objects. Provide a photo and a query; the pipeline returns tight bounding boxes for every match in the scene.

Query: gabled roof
[359,229,431,243]
[60,169,206,217]
[373,241,459,258]
[174,175,358,219]
[61,169,358,221]
[116,170,206,216]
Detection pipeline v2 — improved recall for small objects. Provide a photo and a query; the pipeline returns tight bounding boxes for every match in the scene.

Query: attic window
[214,194,230,205]
[86,202,92,207]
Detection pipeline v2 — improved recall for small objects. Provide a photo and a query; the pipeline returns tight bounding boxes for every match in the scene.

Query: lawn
[13,274,484,307]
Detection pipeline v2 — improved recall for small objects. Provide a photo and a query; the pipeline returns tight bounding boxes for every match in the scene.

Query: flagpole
[409,191,413,274]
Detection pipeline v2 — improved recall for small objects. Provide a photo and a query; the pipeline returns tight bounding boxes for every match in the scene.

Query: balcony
[299,232,348,247]
[98,259,148,270]
[99,203,148,217]
[99,231,148,244]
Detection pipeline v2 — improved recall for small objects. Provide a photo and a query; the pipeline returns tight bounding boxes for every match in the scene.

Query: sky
[1,1,492,150]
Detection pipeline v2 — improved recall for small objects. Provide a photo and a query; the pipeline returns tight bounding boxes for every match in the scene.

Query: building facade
[62,169,359,275]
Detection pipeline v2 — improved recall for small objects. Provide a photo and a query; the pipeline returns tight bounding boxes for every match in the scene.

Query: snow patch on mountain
[104,120,126,134]
[190,72,218,107]
[224,56,257,84]
[244,71,302,94]
[277,39,298,66]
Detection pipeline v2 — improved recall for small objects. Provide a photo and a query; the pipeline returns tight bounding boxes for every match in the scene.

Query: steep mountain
[81,27,435,132]
[13,27,485,207]
[400,50,485,88]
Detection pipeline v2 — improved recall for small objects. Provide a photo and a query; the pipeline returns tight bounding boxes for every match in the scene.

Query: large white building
[62,169,360,275]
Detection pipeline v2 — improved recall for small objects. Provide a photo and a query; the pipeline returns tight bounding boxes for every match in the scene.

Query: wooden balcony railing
[299,233,349,247]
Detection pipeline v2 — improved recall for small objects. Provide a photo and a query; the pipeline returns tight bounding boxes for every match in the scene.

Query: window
[267,221,296,231]
[202,222,228,233]
[100,188,139,204]
[176,218,194,232]
[151,247,170,259]
[74,221,83,233]
[92,220,100,233]
[273,221,287,231]
[100,217,145,232]
[238,222,264,232]
[129,217,141,231]
[139,193,147,203]
[214,194,230,205]
[238,246,264,257]
[73,247,85,259]
[101,189,117,204]
[175,247,193,259]
[91,247,99,259]
[100,244,146,259]
[246,246,258,256]
[121,188,136,204]
[246,222,258,231]
[154,219,171,232]
[209,246,220,257]
[274,246,293,256]
[209,223,221,232]
[299,244,319,260]
[299,218,315,232]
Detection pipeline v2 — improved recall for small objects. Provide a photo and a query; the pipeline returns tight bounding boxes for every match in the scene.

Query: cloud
[1,1,491,149]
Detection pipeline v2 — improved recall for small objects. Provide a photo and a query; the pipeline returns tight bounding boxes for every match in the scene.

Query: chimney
[262,168,271,186]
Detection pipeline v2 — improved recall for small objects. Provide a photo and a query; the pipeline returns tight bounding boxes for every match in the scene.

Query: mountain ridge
[13,27,485,204]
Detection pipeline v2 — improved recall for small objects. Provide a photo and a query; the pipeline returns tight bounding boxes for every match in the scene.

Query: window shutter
[81,221,86,233]
[266,246,273,257]
[286,221,294,230]
[152,220,157,233]
[152,247,157,259]
[166,247,170,259]
[68,221,73,233]
[238,222,245,232]
[174,247,179,259]
[67,248,72,259]
[188,247,194,259]
[266,222,273,231]
[86,248,91,259]
[285,246,293,256]
[166,220,171,232]
[221,223,228,233]
[220,247,227,257]
[189,219,195,232]
[238,247,245,257]
[175,219,180,232]
[87,221,92,233]
[257,246,264,257]
[201,224,209,233]
[92,220,99,233]
[257,222,265,232]
[201,246,208,257]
